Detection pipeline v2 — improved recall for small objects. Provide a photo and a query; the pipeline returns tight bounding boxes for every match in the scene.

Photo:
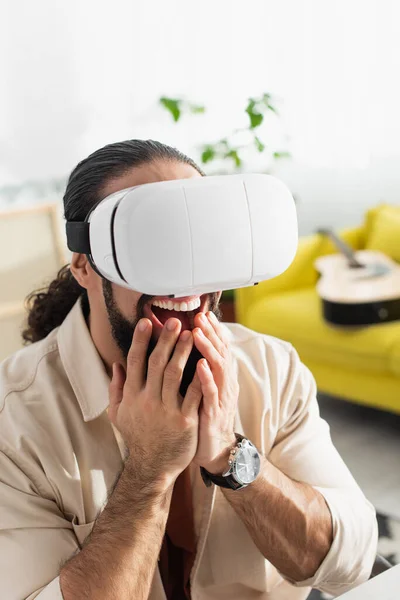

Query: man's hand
[190,311,238,474]
[108,317,203,486]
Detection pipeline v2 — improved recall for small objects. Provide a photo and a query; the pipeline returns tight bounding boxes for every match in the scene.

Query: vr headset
[66,173,298,298]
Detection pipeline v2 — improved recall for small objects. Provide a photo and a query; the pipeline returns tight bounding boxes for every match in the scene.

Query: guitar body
[315,250,400,326]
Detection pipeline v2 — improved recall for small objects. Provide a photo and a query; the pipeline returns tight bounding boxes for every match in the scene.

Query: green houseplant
[159,93,291,312]
[159,93,290,172]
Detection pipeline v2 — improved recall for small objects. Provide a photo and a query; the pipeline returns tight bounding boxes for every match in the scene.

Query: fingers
[181,370,203,419]
[126,318,153,392]
[194,311,227,356]
[162,330,194,408]
[108,362,126,424]
[145,318,182,400]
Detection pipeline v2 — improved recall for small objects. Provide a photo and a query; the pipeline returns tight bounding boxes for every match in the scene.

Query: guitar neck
[317,229,363,268]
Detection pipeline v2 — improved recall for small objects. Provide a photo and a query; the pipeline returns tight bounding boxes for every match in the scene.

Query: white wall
[1,0,400,234]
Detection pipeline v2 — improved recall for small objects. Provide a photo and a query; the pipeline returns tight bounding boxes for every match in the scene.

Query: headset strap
[66,222,91,254]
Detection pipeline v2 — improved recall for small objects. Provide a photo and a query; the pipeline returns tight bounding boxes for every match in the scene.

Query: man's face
[98,160,223,396]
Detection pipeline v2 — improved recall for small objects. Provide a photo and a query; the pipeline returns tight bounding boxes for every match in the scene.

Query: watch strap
[200,433,247,490]
[200,466,245,489]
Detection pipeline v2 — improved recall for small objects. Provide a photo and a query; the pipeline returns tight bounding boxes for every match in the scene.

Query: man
[0,139,377,600]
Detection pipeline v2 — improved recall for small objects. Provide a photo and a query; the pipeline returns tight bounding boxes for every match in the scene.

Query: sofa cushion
[246,287,400,377]
[364,204,400,263]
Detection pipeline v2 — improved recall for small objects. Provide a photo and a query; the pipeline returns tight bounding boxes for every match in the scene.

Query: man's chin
[103,280,221,390]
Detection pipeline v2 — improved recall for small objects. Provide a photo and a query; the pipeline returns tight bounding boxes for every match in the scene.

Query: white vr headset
[66,173,298,298]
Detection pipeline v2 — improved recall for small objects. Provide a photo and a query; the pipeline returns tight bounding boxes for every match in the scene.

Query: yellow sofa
[235,204,400,415]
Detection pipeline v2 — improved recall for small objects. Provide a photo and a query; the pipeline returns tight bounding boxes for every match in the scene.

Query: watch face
[234,443,261,484]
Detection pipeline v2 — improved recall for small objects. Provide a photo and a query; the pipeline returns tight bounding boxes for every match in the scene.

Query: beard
[102,280,223,398]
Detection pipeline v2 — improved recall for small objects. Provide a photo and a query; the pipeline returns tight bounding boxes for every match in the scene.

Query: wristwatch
[200,433,261,490]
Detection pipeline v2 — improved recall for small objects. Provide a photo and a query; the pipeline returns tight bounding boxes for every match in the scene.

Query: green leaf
[201,146,216,163]
[189,104,206,114]
[159,97,181,122]
[245,99,256,120]
[249,112,263,128]
[245,100,264,129]
[268,104,278,115]
[221,288,235,301]
[273,151,291,160]
[225,149,242,167]
[254,136,265,152]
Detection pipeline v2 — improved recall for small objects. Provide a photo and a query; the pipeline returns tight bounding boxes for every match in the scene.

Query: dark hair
[22,139,204,344]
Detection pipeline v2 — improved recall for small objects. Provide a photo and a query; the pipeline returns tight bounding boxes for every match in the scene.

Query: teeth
[187,300,198,311]
[151,297,201,312]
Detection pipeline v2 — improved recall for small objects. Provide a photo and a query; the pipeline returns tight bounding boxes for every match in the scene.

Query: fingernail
[138,319,148,332]
[181,330,191,341]
[167,319,178,331]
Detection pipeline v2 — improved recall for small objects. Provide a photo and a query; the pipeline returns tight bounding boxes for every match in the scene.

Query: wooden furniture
[0,203,68,361]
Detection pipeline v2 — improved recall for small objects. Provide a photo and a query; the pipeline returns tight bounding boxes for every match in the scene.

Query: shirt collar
[57,296,110,422]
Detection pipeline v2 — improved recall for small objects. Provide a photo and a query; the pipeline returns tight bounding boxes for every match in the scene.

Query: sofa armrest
[235,225,365,324]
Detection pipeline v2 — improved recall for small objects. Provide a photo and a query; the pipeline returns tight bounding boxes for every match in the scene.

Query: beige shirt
[0,297,378,600]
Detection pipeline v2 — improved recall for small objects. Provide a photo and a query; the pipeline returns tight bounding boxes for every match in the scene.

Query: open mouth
[144,294,207,332]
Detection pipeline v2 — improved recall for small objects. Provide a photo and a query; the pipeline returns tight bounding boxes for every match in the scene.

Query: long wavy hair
[22,139,204,344]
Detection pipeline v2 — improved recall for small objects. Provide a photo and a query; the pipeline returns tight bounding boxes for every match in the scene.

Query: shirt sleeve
[0,441,80,600]
[25,577,63,599]
[267,344,378,597]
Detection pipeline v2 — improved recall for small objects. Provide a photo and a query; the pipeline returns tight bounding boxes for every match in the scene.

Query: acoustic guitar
[315,228,400,326]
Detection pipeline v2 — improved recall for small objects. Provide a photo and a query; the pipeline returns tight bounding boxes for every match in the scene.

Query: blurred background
[1,1,400,595]
[2,0,400,233]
